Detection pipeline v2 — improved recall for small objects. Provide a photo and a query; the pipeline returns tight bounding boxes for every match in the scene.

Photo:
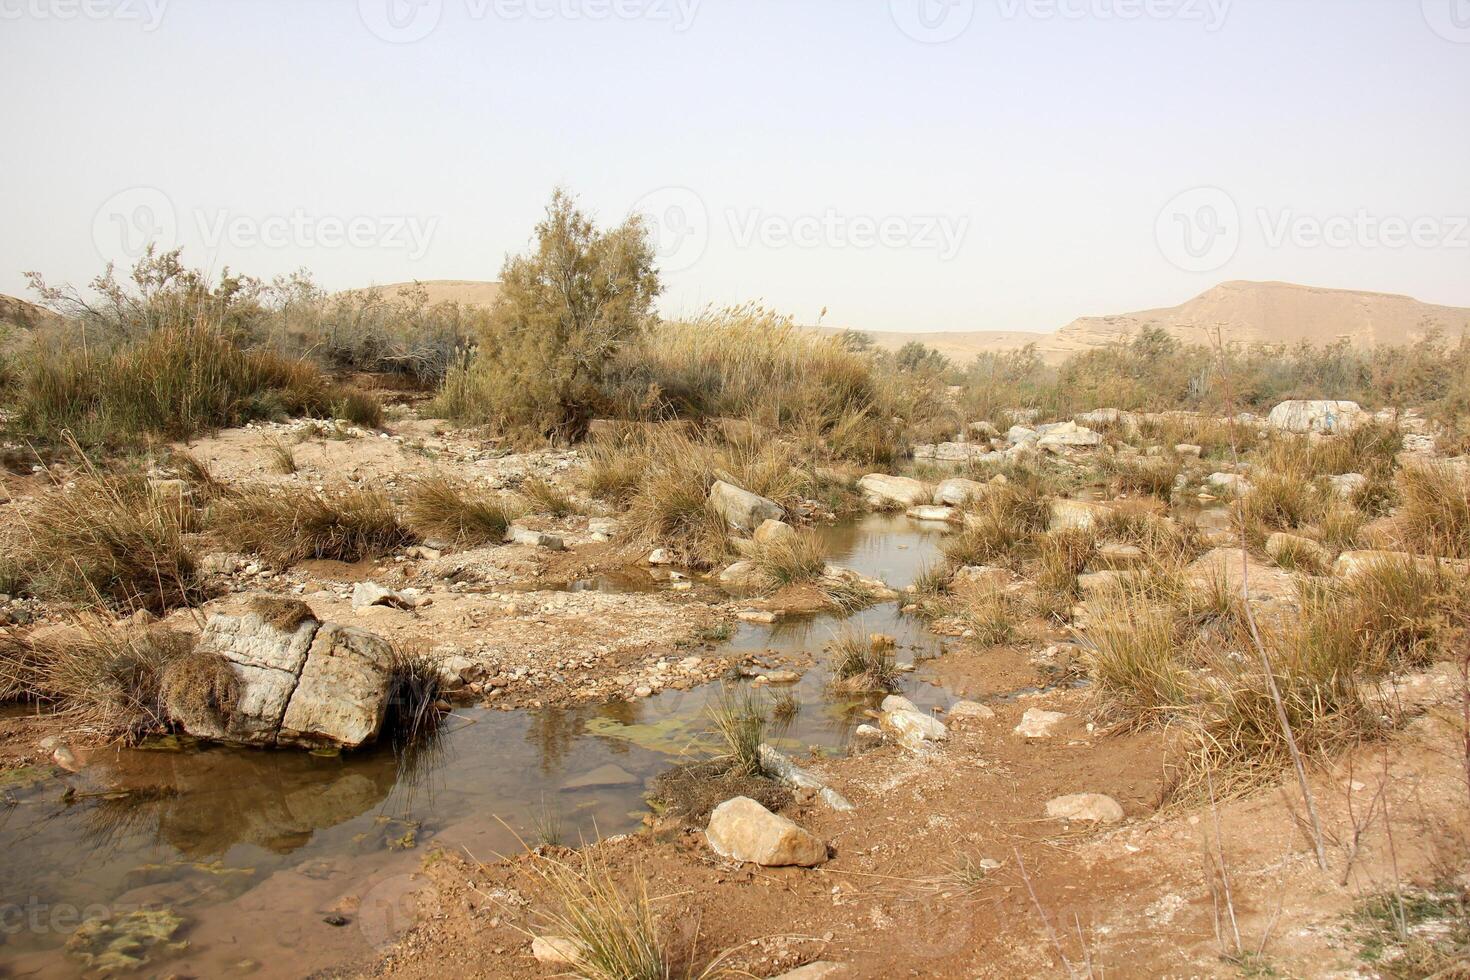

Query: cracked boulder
[175,598,398,750]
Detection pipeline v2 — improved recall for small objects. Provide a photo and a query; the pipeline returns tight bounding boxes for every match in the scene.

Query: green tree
[437,189,661,440]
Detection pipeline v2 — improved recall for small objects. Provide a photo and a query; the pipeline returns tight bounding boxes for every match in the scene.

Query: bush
[46,620,197,738]
[828,632,898,692]
[9,316,358,449]
[432,189,661,441]
[1079,592,1193,728]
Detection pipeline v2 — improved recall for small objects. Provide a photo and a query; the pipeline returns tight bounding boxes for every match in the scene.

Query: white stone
[705,797,828,867]
[1046,793,1124,824]
[709,480,784,532]
[1268,400,1363,434]
[1014,708,1067,738]
[934,478,987,506]
[857,474,931,508]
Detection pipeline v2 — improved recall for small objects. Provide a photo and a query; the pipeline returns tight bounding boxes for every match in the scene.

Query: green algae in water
[0,764,51,794]
[65,907,187,972]
[582,714,709,756]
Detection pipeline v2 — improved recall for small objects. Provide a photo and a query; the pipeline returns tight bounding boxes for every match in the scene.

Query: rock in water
[857,474,931,508]
[1045,793,1125,824]
[709,480,783,532]
[279,624,396,749]
[174,601,400,751]
[187,600,322,744]
[705,796,828,867]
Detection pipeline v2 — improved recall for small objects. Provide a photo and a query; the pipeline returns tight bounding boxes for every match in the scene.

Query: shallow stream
[0,514,966,978]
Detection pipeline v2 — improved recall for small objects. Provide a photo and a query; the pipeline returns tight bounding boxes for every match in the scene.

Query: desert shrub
[1190,630,1379,792]
[329,385,385,428]
[1297,560,1465,674]
[605,429,812,567]
[951,580,1022,645]
[171,450,235,502]
[1268,534,1331,575]
[0,632,50,702]
[1107,454,1181,497]
[614,307,943,465]
[8,315,358,449]
[1315,504,1366,552]
[1394,462,1470,558]
[580,439,648,503]
[942,479,1051,567]
[1030,527,1097,617]
[523,850,726,980]
[212,486,413,563]
[519,477,581,517]
[432,189,661,441]
[383,645,444,746]
[1234,470,1326,546]
[20,472,203,614]
[1096,508,1203,566]
[707,687,769,777]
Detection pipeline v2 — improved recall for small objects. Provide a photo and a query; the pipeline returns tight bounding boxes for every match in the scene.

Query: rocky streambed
[0,514,976,978]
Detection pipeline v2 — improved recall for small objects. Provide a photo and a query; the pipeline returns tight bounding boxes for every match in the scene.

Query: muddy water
[0,515,963,978]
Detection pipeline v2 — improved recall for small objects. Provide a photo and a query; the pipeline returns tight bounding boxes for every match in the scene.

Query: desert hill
[1040,280,1470,359]
[350,280,503,308]
[341,279,1470,366]
[0,294,62,331]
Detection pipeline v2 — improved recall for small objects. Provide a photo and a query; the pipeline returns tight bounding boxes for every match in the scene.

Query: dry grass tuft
[943,480,1051,568]
[745,530,826,590]
[522,850,729,980]
[248,596,317,632]
[520,477,581,517]
[1394,462,1470,559]
[262,436,298,475]
[707,687,769,777]
[211,486,414,564]
[45,620,197,738]
[828,631,899,692]
[20,471,204,614]
[404,476,524,546]
[1078,590,1193,728]
[160,648,240,731]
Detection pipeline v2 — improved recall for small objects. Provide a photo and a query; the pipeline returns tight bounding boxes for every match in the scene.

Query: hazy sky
[3,0,1468,333]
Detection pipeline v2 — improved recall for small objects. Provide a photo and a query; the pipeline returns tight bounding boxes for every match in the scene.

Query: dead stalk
[1208,325,1330,873]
